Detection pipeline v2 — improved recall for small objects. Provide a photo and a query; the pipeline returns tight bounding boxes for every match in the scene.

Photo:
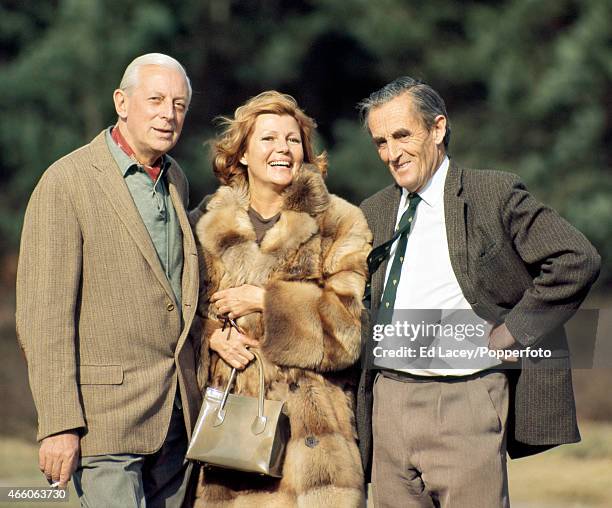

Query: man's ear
[113,89,129,120]
[432,115,447,146]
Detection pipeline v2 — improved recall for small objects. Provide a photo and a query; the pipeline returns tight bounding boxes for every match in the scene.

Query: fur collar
[280,164,330,216]
[210,163,330,216]
[194,164,330,262]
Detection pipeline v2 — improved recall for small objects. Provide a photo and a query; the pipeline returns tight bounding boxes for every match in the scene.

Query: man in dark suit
[355,76,600,508]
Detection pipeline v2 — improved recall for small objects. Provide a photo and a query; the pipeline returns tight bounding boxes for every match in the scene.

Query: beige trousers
[371,371,509,508]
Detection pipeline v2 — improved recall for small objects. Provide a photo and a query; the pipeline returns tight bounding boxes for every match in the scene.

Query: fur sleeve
[261,197,372,372]
[194,315,221,390]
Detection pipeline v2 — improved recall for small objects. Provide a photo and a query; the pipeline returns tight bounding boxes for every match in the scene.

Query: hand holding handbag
[186,320,290,477]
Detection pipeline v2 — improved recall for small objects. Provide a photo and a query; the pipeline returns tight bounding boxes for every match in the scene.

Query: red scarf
[111,126,162,182]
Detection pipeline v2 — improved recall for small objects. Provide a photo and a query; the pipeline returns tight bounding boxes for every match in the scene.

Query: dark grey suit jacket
[356,161,601,479]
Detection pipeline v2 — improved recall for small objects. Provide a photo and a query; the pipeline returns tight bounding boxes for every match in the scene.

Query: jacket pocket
[78,364,124,385]
[476,240,502,264]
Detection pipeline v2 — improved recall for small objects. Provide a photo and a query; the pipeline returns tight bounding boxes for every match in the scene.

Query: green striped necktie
[367,192,422,325]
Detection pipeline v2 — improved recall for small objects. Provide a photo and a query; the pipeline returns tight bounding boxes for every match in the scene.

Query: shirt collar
[400,156,449,209]
[104,126,170,178]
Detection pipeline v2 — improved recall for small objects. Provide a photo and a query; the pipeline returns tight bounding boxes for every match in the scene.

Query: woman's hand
[209,326,260,370]
[211,284,265,318]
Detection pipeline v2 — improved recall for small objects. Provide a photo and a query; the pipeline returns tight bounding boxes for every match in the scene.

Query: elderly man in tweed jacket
[355,77,600,508]
[16,53,200,507]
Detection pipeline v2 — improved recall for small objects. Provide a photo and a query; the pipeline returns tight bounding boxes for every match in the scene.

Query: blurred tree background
[0,0,610,289]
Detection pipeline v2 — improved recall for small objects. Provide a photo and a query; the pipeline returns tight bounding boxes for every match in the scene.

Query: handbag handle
[213,318,267,435]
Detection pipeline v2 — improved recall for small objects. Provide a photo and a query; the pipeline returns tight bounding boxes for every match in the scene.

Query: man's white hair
[119,53,192,104]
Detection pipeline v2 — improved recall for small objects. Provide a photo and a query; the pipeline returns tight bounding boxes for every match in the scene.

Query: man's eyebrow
[372,136,386,144]
[147,91,188,100]
[392,128,411,138]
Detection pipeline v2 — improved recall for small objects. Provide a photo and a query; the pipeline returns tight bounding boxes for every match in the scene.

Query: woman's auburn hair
[212,90,328,185]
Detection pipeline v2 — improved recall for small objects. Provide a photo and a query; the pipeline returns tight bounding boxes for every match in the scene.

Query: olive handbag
[186,323,289,477]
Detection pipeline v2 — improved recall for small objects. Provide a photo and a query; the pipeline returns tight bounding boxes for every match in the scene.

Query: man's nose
[387,139,401,162]
[159,100,176,121]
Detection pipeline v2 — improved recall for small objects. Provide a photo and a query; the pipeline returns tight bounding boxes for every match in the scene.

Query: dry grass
[508,422,612,507]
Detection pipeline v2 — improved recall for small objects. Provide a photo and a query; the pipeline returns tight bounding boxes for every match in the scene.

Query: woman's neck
[249,181,284,219]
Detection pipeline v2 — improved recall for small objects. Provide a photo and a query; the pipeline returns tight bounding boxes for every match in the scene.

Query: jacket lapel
[444,162,476,304]
[371,185,402,310]
[88,132,176,304]
[166,168,199,346]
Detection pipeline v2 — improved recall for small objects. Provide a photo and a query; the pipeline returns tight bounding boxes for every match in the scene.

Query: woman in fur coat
[190,91,372,507]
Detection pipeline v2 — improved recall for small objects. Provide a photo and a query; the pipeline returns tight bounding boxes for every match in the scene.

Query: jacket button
[289,382,299,392]
[167,303,175,311]
[305,436,319,448]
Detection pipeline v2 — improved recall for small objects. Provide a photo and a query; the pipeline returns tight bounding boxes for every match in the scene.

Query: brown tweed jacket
[356,161,601,479]
[16,131,201,456]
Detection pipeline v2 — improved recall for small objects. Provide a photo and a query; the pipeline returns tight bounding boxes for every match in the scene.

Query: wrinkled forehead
[132,65,190,96]
[367,93,426,135]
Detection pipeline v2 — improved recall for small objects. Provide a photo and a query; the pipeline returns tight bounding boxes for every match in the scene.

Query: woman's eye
[288,137,301,144]
[261,136,274,141]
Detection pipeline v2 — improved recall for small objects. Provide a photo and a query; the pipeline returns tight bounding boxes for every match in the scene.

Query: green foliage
[325,120,393,199]
[1,0,610,284]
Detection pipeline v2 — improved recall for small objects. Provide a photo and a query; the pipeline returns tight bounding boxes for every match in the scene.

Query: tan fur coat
[191,166,372,507]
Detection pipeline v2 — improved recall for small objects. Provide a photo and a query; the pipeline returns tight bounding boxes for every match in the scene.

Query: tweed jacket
[16,131,201,456]
[190,166,372,507]
[356,161,601,477]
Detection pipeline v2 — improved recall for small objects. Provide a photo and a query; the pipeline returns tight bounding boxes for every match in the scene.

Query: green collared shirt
[105,128,183,306]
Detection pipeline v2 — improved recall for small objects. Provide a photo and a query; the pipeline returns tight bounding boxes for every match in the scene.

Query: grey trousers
[371,371,510,508]
[73,399,192,508]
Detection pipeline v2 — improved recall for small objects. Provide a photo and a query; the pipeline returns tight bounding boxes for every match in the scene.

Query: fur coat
[190,166,372,507]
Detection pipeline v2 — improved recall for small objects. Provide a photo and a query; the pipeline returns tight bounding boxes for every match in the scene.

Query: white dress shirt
[383,157,491,375]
